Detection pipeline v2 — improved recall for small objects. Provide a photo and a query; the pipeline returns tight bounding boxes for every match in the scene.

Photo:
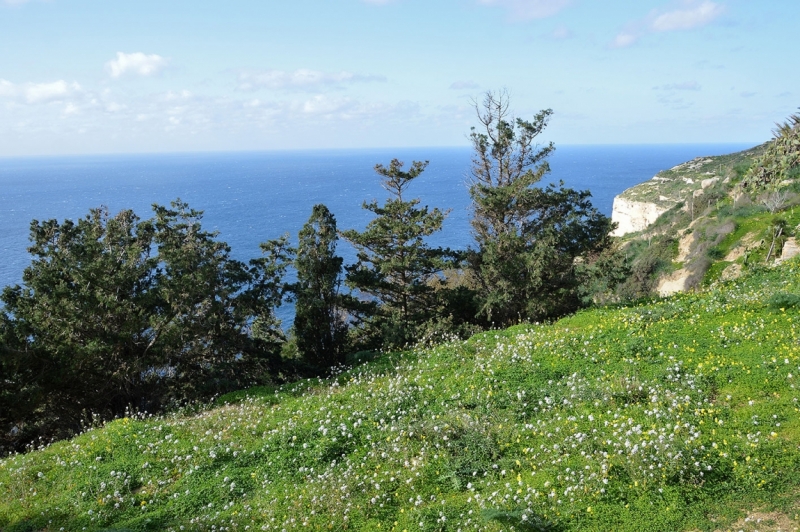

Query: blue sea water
[0,144,752,299]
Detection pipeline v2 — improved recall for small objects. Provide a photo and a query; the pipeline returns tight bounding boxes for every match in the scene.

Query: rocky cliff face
[610,197,670,237]
[606,143,798,298]
[610,147,765,237]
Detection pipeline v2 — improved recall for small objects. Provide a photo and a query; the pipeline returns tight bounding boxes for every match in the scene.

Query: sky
[0,0,797,156]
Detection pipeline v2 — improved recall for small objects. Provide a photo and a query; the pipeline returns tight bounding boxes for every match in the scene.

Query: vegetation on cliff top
[612,111,800,299]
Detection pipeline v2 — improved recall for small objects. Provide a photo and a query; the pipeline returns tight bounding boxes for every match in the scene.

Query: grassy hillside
[613,143,800,298]
[2,260,800,531]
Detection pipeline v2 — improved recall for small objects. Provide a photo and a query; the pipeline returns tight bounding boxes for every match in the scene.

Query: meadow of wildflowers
[2,260,800,531]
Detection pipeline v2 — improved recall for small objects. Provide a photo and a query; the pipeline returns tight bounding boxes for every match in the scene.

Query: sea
[0,144,752,322]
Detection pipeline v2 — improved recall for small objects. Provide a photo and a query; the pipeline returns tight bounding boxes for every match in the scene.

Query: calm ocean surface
[0,144,752,297]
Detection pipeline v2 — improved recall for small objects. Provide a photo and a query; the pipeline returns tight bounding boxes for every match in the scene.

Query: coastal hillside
[2,259,800,531]
[610,142,800,298]
[610,144,767,237]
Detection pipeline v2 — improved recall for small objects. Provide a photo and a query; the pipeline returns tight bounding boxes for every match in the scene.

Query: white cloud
[106,52,168,79]
[477,0,572,21]
[25,80,81,103]
[237,69,386,91]
[0,79,15,98]
[610,1,725,48]
[611,32,638,48]
[652,1,725,32]
[0,78,83,104]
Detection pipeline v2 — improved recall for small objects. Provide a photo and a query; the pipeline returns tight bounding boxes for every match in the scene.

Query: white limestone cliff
[610,197,670,237]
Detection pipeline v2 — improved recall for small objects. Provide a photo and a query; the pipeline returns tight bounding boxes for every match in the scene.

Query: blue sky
[0,0,797,156]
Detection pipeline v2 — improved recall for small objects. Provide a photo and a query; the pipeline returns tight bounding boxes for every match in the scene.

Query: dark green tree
[291,204,348,369]
[0,200,289,454]
[148,201,289,399]
[341,159,455,349]
[467,91,613,326]
[1,207,159,451]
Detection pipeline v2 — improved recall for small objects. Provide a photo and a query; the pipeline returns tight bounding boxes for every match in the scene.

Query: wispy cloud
[477,0,572,21]
[550,24,574,39]
[611,32,638,48]
[657,97,693,110]
[651,1,725,31]
[236,69,386,91]
[449,80,479,90]
[106,52,169,79]
[611,0,725,48]
[0,78,83,104]
[0,80,16,98]
[655,81,701,91]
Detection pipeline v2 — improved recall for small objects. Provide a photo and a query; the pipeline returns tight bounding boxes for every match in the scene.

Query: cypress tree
[292,204,347,369]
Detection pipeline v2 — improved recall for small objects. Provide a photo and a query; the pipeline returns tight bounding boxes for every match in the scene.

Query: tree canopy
[341,159,456,349]
[467,91,614,326]
[291,204,348,369]
[0,201,288,453]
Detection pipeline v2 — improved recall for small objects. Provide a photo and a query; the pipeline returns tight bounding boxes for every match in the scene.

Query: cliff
[608,142,800,297]
[610,147,766,237]
[610,196,669,236]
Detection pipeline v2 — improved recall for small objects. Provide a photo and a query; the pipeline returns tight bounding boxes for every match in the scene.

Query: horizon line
[0,141,766,161]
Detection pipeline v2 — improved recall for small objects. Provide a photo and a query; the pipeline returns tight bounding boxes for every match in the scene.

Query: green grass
[3,261,800,531]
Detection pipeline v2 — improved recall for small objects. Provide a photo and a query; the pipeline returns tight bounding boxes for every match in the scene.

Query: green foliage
[0,201,289,454]
[4,257,800,531]
[290,204,348,370]
[707,245,725,260]
[743,110,800,192]
[467,91,614,326]
[615,236,676,300]
[768,292,800,309]
[733,161,753,181]
[575,243,631,305]
[341,159,458,349]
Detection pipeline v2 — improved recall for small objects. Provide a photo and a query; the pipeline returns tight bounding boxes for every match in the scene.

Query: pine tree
[291,204,347,369]
[468,91,613,326]
[341,159,454,349]
[0,200,289,453]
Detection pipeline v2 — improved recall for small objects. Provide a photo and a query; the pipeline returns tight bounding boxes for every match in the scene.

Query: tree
[291,204,348,369]
[1,207,159,451]
[147,201,289,398]
[467,91,613,326]
[0,200,288,454]
[341,159,455,349]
